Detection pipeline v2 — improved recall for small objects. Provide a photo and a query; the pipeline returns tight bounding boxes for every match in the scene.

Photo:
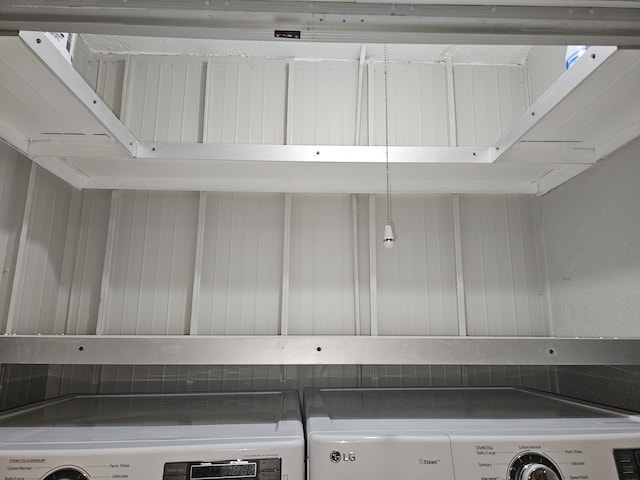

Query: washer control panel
[450,436,640,480]
[614,449,640,479]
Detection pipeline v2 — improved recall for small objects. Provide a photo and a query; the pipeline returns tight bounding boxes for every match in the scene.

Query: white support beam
[136,143,492,164]
[3,2,640,45]
[2,335,640,366]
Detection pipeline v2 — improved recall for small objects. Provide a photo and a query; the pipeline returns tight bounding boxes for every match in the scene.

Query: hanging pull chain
[383,44,395,248]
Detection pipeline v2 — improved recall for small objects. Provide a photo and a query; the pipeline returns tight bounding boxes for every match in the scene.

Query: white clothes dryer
[0,391,304,480]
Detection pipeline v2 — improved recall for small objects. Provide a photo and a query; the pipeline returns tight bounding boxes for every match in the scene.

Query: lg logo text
[330,451,356,463]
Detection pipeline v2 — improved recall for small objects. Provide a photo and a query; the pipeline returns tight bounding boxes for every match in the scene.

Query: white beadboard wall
[375,195,459,335]
[100,190,199,334]
[1,186,551,337]
[289,61,359,146]
[288,194,356,334]
[65,190,111,335]
[205,59,287,144]
[8,166,73,334]
[370,62,451,146]
[195,192,284,335]
[454,64,528,146]
[73,38,126,117]
[123,58,205,142]
[113,55,527,149]
[542,136,640,337]
[95,60,126,117]
[460,194,547,336]
[0,142,30,333]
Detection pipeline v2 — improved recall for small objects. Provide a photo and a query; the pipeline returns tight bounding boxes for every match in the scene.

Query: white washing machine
[0,391,304,480]
[304,387,640,480]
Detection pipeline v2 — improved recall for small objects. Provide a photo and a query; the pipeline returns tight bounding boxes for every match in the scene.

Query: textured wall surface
[542,136,640,337]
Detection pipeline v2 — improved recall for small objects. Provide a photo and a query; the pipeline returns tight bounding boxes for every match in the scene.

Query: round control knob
[42,467,89,480]
[508,453,562,480]
[519,463,560,480]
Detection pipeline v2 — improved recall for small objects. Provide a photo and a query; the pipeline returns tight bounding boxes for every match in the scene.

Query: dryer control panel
[164,458,281,480]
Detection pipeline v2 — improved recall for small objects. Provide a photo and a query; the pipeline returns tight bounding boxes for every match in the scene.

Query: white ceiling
[81,34,534,64]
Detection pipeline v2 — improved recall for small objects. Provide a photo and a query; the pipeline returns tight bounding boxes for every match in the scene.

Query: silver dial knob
[508,453,562,480]
[520,463,560,480]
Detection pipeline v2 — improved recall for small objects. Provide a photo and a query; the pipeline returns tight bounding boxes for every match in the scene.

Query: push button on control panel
[614,449,640,480]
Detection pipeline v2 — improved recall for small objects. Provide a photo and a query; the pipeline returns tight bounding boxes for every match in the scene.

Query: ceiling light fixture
[383,44,396,249]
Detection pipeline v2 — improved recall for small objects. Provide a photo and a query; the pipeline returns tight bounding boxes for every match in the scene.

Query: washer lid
[304,387,629,420]
[0,391,301,427]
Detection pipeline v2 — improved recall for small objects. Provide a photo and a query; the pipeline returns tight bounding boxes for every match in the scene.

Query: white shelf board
[1,335,640,365]
[2,32,640,194]
[0,31,136,189]
[496,46,640,177]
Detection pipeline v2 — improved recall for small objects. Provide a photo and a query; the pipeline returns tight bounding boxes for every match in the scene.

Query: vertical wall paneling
[53,189,82,333]
[0,146,30,333]
[289,61,359,145]
[355,195,371,336]
[195,193,284,335]
[288,195,355,334]
[95,59,126,117]
[445,58,458,147]
[5,164,36,334]
[286,59,295,146]
[463,366,557,392]
[205,58,287,144]
[189,192,207,335]
[368,195,378,335]
[0,365,50,411]
[355,46,367,147]
[102,191,198,334]
[460,194,546,336]
[66,190,111,335]
[351,195,361,335]
[96,190,120,335]
[375,195,458,336]
[7,166,72,334]
[454,64,528,146]
[123,57,205,142]
[120,55,132,120]
[370,62,450,146]
[281,194,292,335]
[452,194,467,336]
[367,59,375,147]
[533,193,553,333]
[363,365,464,388]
